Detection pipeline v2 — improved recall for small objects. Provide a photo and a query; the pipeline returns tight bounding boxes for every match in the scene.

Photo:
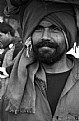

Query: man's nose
[42,28,50,40]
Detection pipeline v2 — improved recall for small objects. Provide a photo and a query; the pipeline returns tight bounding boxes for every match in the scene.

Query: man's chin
[34,50,65,65]
[35,53,57,65]
[37,55,61,65]
[33,45,66,65]
[38,57,57,65]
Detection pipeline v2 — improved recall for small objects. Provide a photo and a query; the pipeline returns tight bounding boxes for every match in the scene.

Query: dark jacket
[0,55,79,121]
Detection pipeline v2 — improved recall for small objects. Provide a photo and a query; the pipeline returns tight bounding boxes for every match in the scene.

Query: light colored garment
[0,67,9,100]
[2,45,15,68]
[0,49,4,54]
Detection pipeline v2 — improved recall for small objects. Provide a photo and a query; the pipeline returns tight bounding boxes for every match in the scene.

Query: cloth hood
[22,0,77,51]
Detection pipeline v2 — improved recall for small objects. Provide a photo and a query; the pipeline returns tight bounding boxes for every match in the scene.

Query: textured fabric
[0,55,79,121]
[46,69,71,117]
[44,13,76,51]
[2,45,15,68]
[5,0,77,114]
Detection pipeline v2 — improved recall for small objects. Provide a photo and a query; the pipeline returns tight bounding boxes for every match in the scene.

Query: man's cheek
[32,34,42,45]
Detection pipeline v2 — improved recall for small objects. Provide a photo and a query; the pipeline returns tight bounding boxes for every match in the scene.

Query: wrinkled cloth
[22,0,77,49]
[5,0,77,49]
[1,55,79,121]
[5,0,77,114]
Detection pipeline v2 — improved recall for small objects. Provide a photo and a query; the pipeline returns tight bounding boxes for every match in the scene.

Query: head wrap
[22,0,77,50]
[5,0,77,114]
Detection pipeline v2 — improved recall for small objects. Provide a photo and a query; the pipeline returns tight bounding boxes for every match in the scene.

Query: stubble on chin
[33,47,66,65]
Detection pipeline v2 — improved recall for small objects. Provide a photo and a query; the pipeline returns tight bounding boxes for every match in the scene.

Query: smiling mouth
[40,46,55,49]
[39,46,55,53]
[41,46,52,49]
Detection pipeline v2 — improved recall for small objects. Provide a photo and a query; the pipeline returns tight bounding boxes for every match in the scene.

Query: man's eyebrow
[36,24,59,29]
[37,24,58,28]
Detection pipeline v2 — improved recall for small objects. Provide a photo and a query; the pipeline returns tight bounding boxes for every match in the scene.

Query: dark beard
[32,40,66,65]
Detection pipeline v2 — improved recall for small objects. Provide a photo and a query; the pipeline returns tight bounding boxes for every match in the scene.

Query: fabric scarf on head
[6,0,77,114]
[44,12,76,51]
[22,0,77,50]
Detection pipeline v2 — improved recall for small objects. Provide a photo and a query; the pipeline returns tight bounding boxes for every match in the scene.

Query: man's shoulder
[67,54,78,63]
[67,54,79,69]
[67,54,79,79]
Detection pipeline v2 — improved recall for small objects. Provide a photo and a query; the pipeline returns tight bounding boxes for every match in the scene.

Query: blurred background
[0,0,23,67]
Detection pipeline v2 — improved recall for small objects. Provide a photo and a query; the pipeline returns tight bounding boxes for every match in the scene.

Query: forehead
[39,19,52,27]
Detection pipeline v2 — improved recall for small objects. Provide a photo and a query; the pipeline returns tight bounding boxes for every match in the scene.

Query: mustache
[34,39,58,49]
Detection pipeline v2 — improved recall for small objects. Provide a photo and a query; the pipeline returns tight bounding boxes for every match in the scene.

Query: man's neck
[42,54,73,74]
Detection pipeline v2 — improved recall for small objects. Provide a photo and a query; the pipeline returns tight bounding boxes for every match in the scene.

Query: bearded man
[1,0,79,121]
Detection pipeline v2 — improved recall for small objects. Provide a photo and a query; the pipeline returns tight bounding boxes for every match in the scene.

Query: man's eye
[35,26,43,32]
[50,26,62,32]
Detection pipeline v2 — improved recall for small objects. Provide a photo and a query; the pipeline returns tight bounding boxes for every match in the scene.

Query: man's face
[32,19,67,65]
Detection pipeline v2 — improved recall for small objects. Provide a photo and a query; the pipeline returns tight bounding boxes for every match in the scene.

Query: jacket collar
[59,55,79,98]
[35,55,78,98]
